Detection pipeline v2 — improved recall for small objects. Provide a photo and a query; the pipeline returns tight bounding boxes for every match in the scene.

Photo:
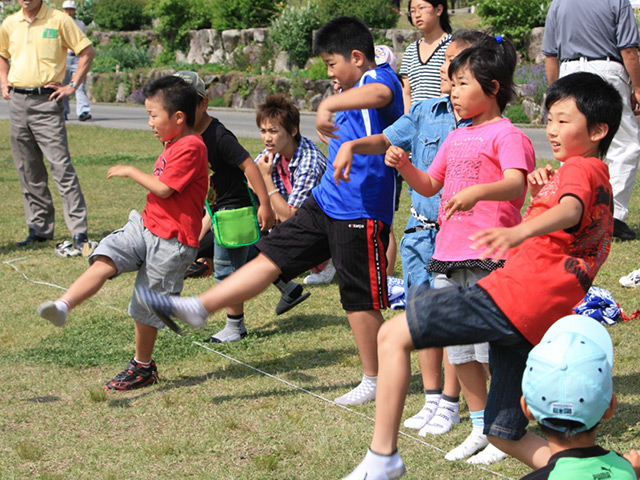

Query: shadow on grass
[250,313,346,338]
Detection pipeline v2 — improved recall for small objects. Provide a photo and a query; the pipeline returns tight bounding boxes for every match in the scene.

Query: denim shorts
[406,283,533,440]
[213,237,251,283]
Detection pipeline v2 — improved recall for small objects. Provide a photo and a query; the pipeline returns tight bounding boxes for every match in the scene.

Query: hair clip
[495,35,503,44]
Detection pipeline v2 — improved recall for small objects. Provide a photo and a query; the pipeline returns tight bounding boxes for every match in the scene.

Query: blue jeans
[213,237,251,283]
[63,54,91,116]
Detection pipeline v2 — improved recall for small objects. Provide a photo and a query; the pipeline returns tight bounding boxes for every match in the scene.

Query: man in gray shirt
[543,0,640,241]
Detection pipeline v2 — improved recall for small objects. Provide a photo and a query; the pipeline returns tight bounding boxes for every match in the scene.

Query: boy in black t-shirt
[175,71,310,342]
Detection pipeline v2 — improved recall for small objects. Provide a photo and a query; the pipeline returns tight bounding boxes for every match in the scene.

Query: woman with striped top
[400,0,452,113]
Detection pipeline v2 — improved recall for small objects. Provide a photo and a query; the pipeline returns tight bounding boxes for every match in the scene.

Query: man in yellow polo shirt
[0,0,96,256]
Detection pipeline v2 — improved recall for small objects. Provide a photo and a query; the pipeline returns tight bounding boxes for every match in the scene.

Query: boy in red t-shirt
[341,72,624,479]
[37,76,209,391]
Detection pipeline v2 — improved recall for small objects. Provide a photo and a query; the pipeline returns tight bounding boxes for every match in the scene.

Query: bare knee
[378,313,414,353]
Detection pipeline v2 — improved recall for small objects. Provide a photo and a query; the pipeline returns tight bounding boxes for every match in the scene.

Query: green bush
[146,0,215,51]
[93,0,151,31]
[91,74,119,102]
[76,0,94,26]
[91,36,152,72]
[270,2,321,68]
[307,57,328,80]
[505,104,530,124]
[211,0,280,30]
[317,0,399,29]
[475,0,550,49]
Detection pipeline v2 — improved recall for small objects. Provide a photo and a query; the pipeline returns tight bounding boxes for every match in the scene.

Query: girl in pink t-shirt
[386,37,535,464]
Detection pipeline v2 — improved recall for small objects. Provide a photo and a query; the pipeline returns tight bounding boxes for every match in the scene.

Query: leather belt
[562,56,622,64]
[12,87,56,95]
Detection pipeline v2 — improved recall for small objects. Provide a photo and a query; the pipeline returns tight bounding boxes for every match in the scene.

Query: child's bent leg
[38,256,117,326]
[334,310,383,405]
[199,253,282,313]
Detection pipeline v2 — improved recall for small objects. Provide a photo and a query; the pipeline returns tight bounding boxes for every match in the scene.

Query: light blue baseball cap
[522,314,614,433]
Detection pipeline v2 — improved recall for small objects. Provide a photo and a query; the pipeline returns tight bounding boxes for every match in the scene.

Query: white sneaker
[466,443,508,465]
[304,261,336,285]
[334,375,376,405]
[620,268,640,288]
[444,429,489,461]
[342,449,406,480]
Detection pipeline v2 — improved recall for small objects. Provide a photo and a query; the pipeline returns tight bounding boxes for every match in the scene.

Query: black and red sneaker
[105,358,159,391]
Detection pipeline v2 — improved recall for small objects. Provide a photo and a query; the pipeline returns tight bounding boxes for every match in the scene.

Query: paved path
[0,100,554,160]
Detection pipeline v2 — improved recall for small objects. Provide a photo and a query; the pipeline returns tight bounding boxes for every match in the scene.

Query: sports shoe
[105,358,159,391]
[620,268,640,288]
[334,375,377,405]
[79,112,92,122]
[81,241,99,257]
[54,240,82,258]
[304,261,336,285]
[184,259,212,279]
[613,219,636,241]
[342,449,406,480]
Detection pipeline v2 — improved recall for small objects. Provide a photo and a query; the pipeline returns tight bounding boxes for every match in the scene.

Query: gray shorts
[90,210,197,328]
[433,269,490,365]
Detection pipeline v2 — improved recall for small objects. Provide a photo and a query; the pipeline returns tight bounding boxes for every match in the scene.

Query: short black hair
[407,0,451,33]
[448,36,517,113]
[143,76,198,128]
[313,16,375,62]
[545,72,622,158]
[450,29,491,48]
[539,419,598,440]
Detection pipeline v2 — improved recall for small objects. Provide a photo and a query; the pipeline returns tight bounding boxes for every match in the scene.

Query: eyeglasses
[409,4,433,16]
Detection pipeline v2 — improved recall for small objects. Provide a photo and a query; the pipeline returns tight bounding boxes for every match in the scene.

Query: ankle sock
[134,358,151,368]
[37,299,70,327]
[342,449,406,480]
[419,396,460,436]
[467,443,508,465]
[444,426,488,461]
[334,374,377,406]
[470,409,485,429]
[172,296,209,328]
[207,314,247,343]
[403,389,442,429]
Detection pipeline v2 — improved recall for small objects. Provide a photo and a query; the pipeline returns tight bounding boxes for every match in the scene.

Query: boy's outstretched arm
[384,145,442,197]
[107,165,174,198]
[333,133,392,185]
[239,157,276,231]
[469,195,583,261]
[444,169,526,220]
[316,83,393,144]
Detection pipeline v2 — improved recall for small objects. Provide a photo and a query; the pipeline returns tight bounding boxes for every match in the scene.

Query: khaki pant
[9,92,87,238]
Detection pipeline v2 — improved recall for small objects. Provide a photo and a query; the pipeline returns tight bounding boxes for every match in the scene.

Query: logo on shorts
[348,223,364,229]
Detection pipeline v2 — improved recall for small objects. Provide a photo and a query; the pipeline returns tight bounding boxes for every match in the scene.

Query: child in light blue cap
[520,314,639,479]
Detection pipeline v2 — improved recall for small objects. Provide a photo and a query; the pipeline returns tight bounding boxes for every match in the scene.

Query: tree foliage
[92,0,151,31]
[475,0,551,49]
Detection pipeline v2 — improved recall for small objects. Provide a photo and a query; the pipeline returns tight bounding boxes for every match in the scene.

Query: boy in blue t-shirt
[139,16,404,406]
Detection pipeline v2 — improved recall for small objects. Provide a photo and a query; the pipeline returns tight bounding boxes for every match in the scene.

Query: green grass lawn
[0,120,639,479]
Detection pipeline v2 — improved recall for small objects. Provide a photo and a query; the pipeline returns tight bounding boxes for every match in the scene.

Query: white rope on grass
[6,256,513,479]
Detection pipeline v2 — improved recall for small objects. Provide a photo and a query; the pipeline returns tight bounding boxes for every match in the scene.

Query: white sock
[419,398,460,436]
[444,427,488,461]
[404,393,441,429]
[209,316,247,343]
[171,296,209,328]
[466,443,508,465]
[37,299,70,327]
[334,374,377,406]
[341,449,406,480]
